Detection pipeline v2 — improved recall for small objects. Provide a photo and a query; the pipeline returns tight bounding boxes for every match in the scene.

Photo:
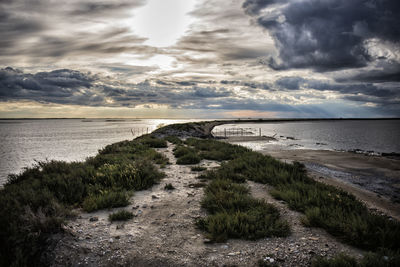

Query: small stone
[116,224,124,230]
[221,245,229,249]
[203,239,211,243]
[150,205,155,209]
[152,195,159,199]
[109,238,114,243]
[169,213,175,217]
[228,252,235,256]
[89,217,98,222]
[142,204,148,208]
[115,236,120,239]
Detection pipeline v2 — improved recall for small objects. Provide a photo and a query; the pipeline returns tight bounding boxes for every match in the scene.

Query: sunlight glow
[130,0,197,47]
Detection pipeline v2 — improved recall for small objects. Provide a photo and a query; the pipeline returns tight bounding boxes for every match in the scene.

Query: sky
[0,0,399,118]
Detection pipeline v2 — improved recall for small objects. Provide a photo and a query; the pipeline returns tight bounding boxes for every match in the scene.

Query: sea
[1,119,399,185]
[213,119,400,154]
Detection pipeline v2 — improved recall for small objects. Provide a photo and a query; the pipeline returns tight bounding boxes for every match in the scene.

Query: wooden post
[241,128,243,136]
[259,128,261,136]
[224,128,226,138]
[147,127,148,134]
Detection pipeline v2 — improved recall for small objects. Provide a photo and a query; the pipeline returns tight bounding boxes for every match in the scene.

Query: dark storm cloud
[275,77,305,90]
[275,76,399,99]
[242,0,281,15]
[0,68,234,107]
[244,0,400,72]
[191,87,231,98]
[335,61,400,83]
[220,80,271,90]
[0,67,100,105]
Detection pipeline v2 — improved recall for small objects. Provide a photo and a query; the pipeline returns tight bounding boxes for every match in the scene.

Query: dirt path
[49,143,364,266]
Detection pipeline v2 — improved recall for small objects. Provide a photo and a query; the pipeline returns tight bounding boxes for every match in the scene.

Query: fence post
[259,128,261,136]
[147,127,148,134]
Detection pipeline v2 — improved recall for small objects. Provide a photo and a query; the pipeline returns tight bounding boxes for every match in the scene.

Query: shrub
[164,136,182,145]
[164,183,175,190]
[197,177,289,242]
[176,153,202,165]
[82,191,130,212]
[173,145,197,158]
[191,166,206,172]
[137,135,168,148]
[109,210,134,222]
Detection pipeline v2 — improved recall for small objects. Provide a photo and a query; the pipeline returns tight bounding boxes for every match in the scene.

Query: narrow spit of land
[1,120,399,267]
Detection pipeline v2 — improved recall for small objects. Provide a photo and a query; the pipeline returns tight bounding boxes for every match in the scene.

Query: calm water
[213,120,400,154]
[0,119,201,184]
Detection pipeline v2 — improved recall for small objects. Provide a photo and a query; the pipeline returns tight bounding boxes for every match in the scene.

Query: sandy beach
[226,136,400,221]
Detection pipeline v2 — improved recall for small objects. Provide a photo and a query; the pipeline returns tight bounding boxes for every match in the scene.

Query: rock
[109,238,114,243]
[203,239,212,243]
[152,195,159,199]
[169,213,175,217]
[142,204,148,208]
[89,217,99,222]
[221,245,229,249]
[116,224,124,230]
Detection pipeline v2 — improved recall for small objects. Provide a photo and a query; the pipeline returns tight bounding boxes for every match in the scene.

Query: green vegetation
[164,183,175,190]
[312,251,400,267]
[183,138,400,255]
[173,145,202,165]
[164,135,182,145]
[109,210,134,222]
[137,135,168,148]
[191,166,207,172]
[83,190,130,212]
[0,136,167,266]
[172,138,250,165]
[176,153,202,165]
[197,178,290,242]
[185,138,250,161]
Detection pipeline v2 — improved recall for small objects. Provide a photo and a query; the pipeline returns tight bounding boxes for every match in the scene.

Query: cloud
[0,67,234,107]
[0,0,151,63]
[244,0,400,72]
[242,0,280,15]
[274,76,399,101]
[275,77,305,90]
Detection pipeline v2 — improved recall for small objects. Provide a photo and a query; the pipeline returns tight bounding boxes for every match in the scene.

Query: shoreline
[225,136,400,221]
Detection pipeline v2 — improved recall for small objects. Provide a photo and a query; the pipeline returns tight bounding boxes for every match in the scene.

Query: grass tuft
[164,183,175,190]
[109,210,134,222]
[191,166,207,172]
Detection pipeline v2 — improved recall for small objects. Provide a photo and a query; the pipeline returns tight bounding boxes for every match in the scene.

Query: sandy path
[48,143,365,266]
